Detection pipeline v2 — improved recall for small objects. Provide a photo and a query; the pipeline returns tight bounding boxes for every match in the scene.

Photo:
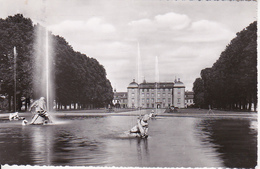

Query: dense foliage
[0,14,113,111]
[193,21,257,111]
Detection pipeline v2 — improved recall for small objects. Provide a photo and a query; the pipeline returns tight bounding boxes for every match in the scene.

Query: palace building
[127,78,185,109]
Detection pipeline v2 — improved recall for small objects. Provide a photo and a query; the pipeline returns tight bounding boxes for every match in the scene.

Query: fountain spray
[45,28,49,112]
[13,46,17,112]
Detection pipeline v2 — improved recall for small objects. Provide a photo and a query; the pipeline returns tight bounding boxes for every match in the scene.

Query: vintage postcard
[0,0,257,168]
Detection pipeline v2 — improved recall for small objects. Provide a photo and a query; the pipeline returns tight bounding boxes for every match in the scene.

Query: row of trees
[193,21,257,111]
[0,14,114,111]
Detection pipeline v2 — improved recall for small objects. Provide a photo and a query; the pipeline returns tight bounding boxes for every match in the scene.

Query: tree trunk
[18,96,22,111]
[254,100,257,112]
[249,101,252,111]
[8,95,12,111]
[58,102,61,110]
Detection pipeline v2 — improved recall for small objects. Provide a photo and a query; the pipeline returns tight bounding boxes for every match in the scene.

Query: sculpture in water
[29,97,52,125]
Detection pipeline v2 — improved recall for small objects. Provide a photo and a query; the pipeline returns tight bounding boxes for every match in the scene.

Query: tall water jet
[155,56,159,83]
[45,28,50,111]
[33,25,54,112]
[13,47,17,112]
[137,42,143,109]
[155,56,159,111]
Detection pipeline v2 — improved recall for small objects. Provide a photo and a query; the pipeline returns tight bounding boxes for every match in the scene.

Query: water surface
[0,110,257,167]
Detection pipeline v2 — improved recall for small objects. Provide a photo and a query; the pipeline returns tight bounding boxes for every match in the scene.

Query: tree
[192,21,257,111]
[0,14,114,111]
[193,78,205,108]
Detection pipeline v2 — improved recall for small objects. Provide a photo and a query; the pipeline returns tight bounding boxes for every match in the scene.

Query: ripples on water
[0,112,257,168]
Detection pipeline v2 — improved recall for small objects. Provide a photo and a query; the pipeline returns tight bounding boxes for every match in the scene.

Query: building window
[152,93,154,97]
[152,104,154,108]
[147,89,149,92]
[168,93,171,97]
[142,89,144,92]
[168,98,171,102]
[168,89,171,91]
[132,93,135,97]
[147,93,150,97]
[142,93,144,97]
[151,89,154,92]
[147,104,149,108]
[147,98,149,102]
[132,98,135,103]
[157,98,160,102]
[158,93,160,97]
[163,93,166,97]
[142,98,145,103]
[151,98,154,103]
[163,98,166,103]
[178,98,180,103]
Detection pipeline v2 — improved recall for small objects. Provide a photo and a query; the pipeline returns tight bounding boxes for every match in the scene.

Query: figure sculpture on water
[9,112,23,121]
[29,97,52,125]
[130,114,149,138]
[149,110,157,119]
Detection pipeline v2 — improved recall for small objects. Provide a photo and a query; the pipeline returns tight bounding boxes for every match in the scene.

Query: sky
[0,0,257,92]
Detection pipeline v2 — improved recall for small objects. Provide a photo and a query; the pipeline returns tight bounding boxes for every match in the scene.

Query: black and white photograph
[0,0,257,168]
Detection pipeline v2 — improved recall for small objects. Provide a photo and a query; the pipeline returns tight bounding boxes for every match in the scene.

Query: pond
[0,110,257,168]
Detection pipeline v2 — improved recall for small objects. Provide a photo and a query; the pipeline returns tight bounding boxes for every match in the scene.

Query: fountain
[29,24,55,125]
[33,26,54,109]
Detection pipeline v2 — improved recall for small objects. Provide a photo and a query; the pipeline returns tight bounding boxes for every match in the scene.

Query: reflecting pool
[0,110,257,168]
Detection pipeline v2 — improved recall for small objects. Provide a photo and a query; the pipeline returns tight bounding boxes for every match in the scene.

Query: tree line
[193,21,257,111]
[0,14,114,111]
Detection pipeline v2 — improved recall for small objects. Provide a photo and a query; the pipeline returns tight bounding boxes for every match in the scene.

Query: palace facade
[127,79,185,109]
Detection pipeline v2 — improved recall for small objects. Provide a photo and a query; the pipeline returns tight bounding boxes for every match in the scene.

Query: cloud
[49,17,116,37]
[128,18,156,33]
[128,18,152,27]
[175,20,236,42]
[128,13,235,44]
[128,12,190,32]
[155,12,191,30]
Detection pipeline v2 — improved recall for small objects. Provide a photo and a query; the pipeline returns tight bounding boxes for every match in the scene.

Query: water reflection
[136,138,149,162]
[196,118,257,168]
[31,126,54,165]
[0,125,32,165]
[0,114,257,168]
[49,119,107,166]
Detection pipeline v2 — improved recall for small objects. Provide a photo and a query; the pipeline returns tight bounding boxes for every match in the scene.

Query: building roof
[128,79,139,88]
[185,91,194,99]
[139,82,174,89]
[128,79,185,89]
[174,79,185,88]
[185,91,194,95]
[114,92,127,99]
